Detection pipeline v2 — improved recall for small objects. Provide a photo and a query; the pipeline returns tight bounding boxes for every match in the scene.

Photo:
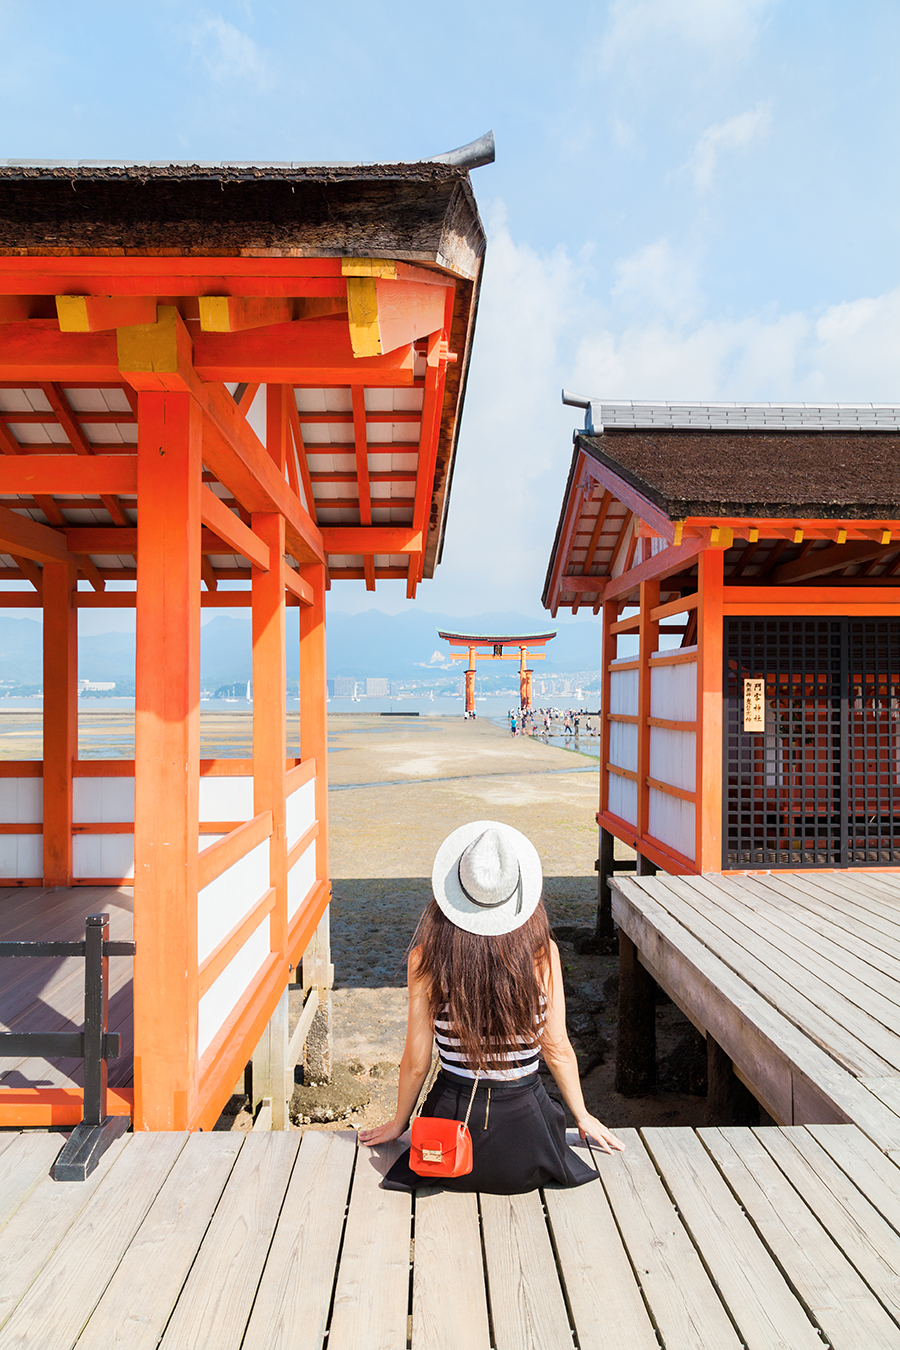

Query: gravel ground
[288,714,708,1134]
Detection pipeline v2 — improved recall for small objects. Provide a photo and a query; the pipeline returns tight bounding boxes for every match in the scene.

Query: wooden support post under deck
[616,931,656,1096]
[42,561,76,885]
[707,1034,760,1127]
[595,827,616,946]
[133,391,202,1131]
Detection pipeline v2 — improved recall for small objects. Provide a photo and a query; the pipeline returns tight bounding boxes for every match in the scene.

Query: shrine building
[544,398,900,914]
[0,141,487,1132]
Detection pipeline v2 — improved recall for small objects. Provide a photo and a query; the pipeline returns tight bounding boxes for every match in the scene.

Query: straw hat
[431,820,543,936]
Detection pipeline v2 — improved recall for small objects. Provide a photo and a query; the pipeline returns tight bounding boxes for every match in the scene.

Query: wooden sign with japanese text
[743,678,765,732]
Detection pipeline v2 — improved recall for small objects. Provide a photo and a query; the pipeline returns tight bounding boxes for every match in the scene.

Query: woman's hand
[359,1119,407,1147]
[576,1115,626,1154]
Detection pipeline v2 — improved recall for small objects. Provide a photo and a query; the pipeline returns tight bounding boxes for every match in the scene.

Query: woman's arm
[359,947,434,1147]
[540,942,625,1154]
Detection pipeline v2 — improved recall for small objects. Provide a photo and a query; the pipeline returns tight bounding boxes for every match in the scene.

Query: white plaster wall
[649,728,697,792]
[73,777,135,824]
[73,834,135,878]
[650,661,697,722]
[287,840,316,920]
[0,833,42,877]
[0,779,42,823]
[286,779,316,849]
[648,789,696,860]
[609,721,639,774]
[199,776,254,822]
[198,916,270,1057]
[609,666,639,716]
[608,774,638,826]
[197,838,270,964]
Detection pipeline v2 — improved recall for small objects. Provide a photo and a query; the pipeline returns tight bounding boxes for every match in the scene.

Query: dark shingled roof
[580,430,900,519]
[0,160,486,278]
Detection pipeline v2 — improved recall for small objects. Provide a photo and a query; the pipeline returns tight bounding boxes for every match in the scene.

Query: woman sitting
[360,820,624,1193]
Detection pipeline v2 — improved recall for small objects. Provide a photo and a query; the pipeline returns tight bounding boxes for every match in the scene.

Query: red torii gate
[438,629,557,713]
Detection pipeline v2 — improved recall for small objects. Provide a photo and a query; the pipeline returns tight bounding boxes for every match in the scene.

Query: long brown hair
[411,899,553,1073]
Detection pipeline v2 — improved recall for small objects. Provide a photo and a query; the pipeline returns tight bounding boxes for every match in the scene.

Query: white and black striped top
[434,1000,546,1081]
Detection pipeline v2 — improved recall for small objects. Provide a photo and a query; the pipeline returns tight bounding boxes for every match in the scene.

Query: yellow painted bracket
[117,305,193,388]
[345,276,382,358]
[341,257,397,279]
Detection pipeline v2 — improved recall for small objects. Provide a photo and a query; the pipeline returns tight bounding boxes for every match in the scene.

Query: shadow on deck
[0,886,133,1102]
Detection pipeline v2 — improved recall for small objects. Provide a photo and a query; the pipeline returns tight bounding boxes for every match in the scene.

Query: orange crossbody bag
[409,1071,480,1179]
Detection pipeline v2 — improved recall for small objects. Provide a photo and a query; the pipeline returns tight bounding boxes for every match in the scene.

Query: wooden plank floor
[0,885,133,1091]
[612,872,900,1155]
[2,1123,900,1348]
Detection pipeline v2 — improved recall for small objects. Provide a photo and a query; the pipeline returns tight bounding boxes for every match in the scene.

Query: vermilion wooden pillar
[696,548,725,872]
[252,511,287,956]
[133,391,202,1131]
[42,561,77,885]
[298,561,329,896]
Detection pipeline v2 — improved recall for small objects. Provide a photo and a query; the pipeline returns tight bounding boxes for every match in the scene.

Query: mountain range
[0,609,602,688]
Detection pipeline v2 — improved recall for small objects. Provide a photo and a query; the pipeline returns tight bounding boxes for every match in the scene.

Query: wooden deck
[0,885,133,1092]
[612,871,900,1154]
[4,1122,900,1347]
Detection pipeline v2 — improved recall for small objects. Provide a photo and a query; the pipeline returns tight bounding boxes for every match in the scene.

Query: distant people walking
[360,822,624,1192]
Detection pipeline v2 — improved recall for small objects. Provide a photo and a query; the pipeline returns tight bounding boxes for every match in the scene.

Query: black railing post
[82,913,109,1127]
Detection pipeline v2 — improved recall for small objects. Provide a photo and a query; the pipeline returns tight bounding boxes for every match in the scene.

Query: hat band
[457,862,523,913]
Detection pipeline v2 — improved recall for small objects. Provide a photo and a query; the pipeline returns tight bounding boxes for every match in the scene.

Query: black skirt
[382,1069,598,1195]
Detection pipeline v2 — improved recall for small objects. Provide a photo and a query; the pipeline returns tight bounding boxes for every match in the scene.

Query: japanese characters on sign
[743,678,765,733]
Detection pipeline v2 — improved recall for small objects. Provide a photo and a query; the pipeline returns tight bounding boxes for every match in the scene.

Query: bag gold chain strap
[412,1060,480,1127]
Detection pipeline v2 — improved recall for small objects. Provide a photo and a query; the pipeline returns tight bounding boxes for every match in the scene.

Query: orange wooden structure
[0,146,487,1131]
[545,399,900,912]
[438,629,556,712]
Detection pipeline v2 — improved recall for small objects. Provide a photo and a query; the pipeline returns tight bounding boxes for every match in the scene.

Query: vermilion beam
[0,455,137,493]
[319,526,422,554]
[192,323,415,385]
[199,486,270,571]
[0,255,348,293]
[0,503,71,564]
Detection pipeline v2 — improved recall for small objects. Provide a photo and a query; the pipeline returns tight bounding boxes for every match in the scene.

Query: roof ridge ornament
[429,131,495,170]
[561,391,900,435]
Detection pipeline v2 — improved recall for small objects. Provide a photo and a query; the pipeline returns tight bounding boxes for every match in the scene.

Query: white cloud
[689,103,772,193]
[612,239,702,320]
[189,15,271,92]
[571,284,900,402]
[602,0,774,64]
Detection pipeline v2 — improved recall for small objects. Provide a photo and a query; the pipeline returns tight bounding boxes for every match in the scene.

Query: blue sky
[2,0,899,629]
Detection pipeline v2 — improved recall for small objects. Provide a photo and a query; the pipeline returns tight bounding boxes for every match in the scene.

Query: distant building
[366,677,389,697]
[333,677,356,698]
[78,680,115,692]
